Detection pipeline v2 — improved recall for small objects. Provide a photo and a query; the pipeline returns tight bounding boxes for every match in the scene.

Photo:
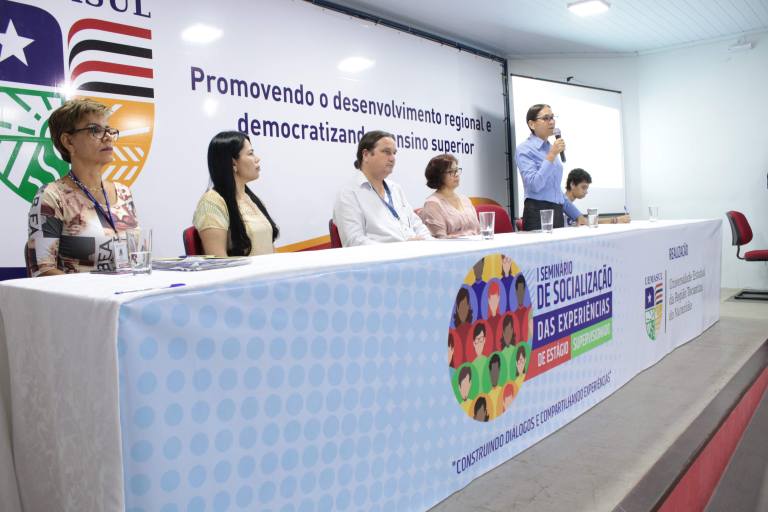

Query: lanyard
[374,181,400,220]
[69,171,117,233]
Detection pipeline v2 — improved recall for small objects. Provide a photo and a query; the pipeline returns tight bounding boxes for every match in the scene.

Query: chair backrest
[182,226,204,256]
[24,242,32,277]
[329,219,342,249]
[726,211,753,246]
[475,204,514,234]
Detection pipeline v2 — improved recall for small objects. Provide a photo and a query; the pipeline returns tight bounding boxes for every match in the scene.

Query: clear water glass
[479,211,495,240]
[127,228,152,275]
[540,209,554,233]
[587,208,599,228]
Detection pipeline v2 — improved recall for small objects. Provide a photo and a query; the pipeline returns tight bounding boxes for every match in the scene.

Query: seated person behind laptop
[333,130,431,246]
[566,168,630,224]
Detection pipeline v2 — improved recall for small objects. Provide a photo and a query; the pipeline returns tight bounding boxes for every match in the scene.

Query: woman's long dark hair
[207,131,279,256]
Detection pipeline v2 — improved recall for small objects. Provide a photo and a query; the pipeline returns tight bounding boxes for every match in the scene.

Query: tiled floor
[430,289,768,512]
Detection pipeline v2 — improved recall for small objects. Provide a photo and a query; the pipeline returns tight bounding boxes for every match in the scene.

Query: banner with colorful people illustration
[450,254,534,421]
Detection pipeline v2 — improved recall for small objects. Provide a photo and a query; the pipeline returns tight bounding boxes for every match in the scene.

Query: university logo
[644,277,664,341]
[0,0,154,203]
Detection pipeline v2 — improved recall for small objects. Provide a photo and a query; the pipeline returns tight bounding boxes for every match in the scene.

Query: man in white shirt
[333,130,432,246]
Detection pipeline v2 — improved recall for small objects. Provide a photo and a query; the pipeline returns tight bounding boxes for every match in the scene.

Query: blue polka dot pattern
[117,237,627,511]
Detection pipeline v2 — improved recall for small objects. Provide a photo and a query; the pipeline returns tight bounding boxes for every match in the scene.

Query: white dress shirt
[333,173,432,246]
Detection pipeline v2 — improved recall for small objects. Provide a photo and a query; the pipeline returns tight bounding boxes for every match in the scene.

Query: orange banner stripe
[276,235,332,253]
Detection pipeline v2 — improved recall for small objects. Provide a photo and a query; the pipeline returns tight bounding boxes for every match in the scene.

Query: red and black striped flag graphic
[68,18,153,98]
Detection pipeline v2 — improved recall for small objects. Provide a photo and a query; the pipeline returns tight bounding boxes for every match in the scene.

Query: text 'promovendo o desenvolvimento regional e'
[190,66,492,153]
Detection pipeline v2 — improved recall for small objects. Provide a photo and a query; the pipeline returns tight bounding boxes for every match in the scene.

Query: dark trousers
[523,198,565,231]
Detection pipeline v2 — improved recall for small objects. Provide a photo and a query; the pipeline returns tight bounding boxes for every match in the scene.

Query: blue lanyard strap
[375,181,400,220]
[69,171,117,232]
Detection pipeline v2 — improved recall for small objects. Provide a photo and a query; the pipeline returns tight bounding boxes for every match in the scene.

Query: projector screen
[510,75,626,217]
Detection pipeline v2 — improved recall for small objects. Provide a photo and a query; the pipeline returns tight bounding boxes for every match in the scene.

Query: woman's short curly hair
[424,154,457,190]
[48,98,111,163]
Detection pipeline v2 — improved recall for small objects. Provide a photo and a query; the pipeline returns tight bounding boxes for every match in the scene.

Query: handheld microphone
[554,128,566,163]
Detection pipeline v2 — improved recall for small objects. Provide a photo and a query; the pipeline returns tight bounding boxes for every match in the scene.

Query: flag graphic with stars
[0,0,64,87]
[644,282,663,341]
[0,1,155,202]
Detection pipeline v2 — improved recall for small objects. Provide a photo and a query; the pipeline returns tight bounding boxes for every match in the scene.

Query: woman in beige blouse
[419,154,480,238]
[193,131,279,256]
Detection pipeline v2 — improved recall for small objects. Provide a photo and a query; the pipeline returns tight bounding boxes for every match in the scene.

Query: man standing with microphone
[515,104,584,230]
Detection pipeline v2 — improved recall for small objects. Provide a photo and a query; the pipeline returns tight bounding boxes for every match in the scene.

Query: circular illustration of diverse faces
[449,254,533,422]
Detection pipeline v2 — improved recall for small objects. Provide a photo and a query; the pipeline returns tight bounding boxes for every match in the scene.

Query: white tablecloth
[0,220,721,511]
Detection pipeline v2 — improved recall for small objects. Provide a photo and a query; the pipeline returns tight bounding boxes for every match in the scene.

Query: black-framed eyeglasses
[536,115,557,122]
[447,167,462,176]
[68,124,120,142]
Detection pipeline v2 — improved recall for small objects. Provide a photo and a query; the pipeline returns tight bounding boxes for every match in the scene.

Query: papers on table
[152,256,251,271]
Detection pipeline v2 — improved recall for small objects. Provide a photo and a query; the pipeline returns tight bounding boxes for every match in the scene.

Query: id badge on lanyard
[113,235,130,270]
[69,171,127,270]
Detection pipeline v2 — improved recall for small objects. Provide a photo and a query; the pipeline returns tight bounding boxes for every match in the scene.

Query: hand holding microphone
[553,128,566,163]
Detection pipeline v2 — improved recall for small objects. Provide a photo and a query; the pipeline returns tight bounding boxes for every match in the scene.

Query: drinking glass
[126,228,152,275]
[587,208,599,228]
[540,209,554,233]
[479,211,495,240]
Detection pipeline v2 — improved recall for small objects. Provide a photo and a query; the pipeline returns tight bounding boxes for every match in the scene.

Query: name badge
[113,237,131,270]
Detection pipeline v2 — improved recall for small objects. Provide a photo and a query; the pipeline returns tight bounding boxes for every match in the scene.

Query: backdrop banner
[116,220,720,511]
[0,0,508,268]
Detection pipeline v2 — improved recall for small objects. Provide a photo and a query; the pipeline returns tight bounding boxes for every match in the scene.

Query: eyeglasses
[68,124,120,142]
[536,115,557,122]
[447,167,462,176]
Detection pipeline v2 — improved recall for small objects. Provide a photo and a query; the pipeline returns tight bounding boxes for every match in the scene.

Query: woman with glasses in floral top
[27,98,139,276]
[418,154,480,238]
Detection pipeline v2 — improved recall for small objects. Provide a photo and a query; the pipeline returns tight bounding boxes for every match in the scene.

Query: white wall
[508,33,768,289]
[636,34,768,290]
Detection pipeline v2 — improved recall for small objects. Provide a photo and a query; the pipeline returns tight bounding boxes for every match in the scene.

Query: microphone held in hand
[554,128,566,163]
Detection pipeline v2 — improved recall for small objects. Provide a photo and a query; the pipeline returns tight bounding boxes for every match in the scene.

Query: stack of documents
[152,256,251,271]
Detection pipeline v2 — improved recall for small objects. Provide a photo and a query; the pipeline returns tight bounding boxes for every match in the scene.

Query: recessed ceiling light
[568,0,610,17]
[181,24,223,44]
[728,42,753,52]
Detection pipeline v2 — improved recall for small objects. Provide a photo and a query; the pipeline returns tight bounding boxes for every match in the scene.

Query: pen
[115,283,186,295]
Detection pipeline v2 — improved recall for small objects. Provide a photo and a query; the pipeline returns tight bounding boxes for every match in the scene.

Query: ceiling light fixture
[567,0,610,17]
[728,39,753,52]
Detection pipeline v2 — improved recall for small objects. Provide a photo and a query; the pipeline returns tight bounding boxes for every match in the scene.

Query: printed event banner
[116,220,721,511]
[0,0,508,266]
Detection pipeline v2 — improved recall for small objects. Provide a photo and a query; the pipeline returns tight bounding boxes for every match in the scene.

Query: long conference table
[0,220,721,512]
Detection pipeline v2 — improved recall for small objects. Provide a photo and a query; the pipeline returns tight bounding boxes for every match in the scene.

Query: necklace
[69,174,104,193]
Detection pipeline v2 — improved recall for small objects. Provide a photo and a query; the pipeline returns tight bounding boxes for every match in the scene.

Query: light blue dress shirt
[333,173,432,246]
[515,134,581,220]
